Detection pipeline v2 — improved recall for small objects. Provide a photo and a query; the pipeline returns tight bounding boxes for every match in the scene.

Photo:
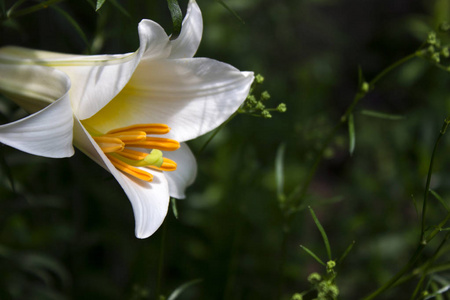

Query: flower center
[85,123,179,182]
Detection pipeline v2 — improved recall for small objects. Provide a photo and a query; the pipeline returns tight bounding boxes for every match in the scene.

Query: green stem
[411,232,450,300]
[156,220,168,299]
[369,52,422,88]
[197,111,238,156]
[4,0,64,20]
[279,51,421,298]
[363,201,450,300]
[289,52,421,210]
[421,118,450,241]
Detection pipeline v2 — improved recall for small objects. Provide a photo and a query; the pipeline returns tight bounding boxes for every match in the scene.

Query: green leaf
[216,0,245,24]
[348,113,355,156]
[167,0,182,40]
[360,109,405,120]
[167,279,203,300]
[275,143,286,203]
[171,198,179,219]
[50,6,91,53]
[429,189,449,211]
[309,206,332,260]
[300,245,325,266]
[17,252,71,288]
[424,283,450,300]
[96,0,106,11]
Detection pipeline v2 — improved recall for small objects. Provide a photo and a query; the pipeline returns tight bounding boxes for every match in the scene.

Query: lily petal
[0,19,172,119]
[73,119,170,238]
[0,63,71,113]
[82,58,254,142]
[163,143,197,199]
[0,64,74,158]
[169,0,203,59]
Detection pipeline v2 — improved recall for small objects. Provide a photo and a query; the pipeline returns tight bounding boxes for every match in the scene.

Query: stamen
[87,123,178,182]
[119,149,149,161]
[93,136,124,153]
[102,131,147,143]
[107,124,170,135]
[126,137,180,151]
[107,154,153,182]
[148,157,177,171]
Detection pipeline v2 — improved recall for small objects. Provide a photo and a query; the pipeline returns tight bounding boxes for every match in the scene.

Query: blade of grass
[215,0,245,24]
[360,109,405,120]
[429,189,449,211]
[167,279,203,300]
[337,240,355,266]
[309,206,332,261]
[300,245,325,266]
[96,0,106,11]
[348,113,355,156]
[50,5,91,53]
[275,143,286,204]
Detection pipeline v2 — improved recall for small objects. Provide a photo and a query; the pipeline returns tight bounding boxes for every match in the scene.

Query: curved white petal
[164,143,197,199]
[169,0,203,59]
[0,19,172,119]
[0,63,71,113]
[82,58,254,142]
[0,64,74,158]
[73,119,170,238]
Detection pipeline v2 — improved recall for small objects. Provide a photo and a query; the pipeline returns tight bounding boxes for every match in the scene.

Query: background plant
[1,0,450,299]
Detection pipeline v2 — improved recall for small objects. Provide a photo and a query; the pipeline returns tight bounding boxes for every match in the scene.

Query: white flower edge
[82,58,254,143]
[0,0,203,120]
[0,64,74,158]
[73,119,170,238]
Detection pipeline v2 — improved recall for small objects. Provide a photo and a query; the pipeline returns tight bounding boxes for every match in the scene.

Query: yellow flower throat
[86,123,179,182]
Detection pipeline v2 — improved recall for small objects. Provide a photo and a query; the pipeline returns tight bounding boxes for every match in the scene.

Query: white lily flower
[0,0,254,238]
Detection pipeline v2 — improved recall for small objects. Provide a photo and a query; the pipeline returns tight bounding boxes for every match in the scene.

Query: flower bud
[277,103,287,112]
[262,110,272,118]
[261,91,271,101]
[256,74,265,84]
[428,31,437,45]
[307,272,322,284]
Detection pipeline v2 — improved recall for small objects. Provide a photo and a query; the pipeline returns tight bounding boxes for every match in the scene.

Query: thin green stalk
[411,232,450,300]
[277,51,422,298]
[288,52,421,210]
[369,52,422,88]
[363,119,450,300]
[421,118,450,241]
[197,111,238,156]
[4,0,64,19]
[363,211,450,300]
[156,220,168,299]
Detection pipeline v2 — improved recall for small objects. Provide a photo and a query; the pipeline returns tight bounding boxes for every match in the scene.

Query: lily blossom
[0,0,254,238]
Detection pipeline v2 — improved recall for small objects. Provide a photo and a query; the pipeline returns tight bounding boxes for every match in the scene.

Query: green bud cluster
[421,27,450,69]
[291,293,303,300]
[439,22,450,32]
[294,261,339,300]
[239,73,286,118]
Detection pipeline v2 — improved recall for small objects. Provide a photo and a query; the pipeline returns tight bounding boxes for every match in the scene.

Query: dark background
[1,0,450,299]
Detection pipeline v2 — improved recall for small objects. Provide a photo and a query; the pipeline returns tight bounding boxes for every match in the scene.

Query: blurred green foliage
[2,0,450,299]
